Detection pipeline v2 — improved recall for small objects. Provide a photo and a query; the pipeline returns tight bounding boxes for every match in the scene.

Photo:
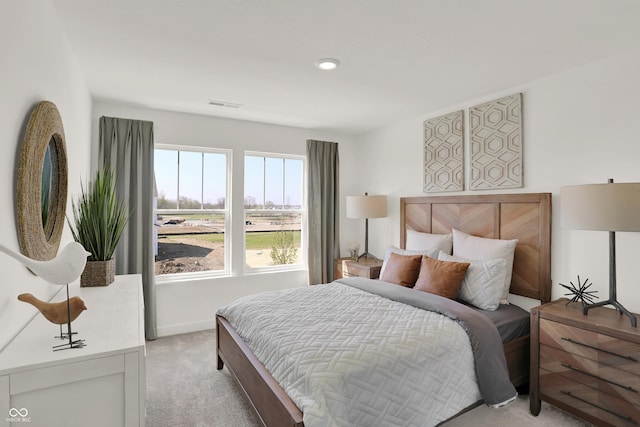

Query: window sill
[155,269,230,284]
[242,265,308,276]
[155,266,308,285]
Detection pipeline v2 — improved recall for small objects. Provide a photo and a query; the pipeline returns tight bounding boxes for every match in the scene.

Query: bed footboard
[216,314,303,427]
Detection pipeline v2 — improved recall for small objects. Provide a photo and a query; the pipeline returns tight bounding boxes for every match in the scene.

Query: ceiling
[51,0,640,135]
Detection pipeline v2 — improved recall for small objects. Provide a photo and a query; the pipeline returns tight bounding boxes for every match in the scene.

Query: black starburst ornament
[559,275,599,306]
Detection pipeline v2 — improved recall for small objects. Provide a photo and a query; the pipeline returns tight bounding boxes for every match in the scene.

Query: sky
[154,149,303,208]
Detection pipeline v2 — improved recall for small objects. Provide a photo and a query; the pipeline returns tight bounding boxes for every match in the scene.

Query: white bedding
[217,283,483,426]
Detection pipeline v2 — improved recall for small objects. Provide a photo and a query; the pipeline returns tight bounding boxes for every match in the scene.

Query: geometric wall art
[423,110,464,193]
[469,93,523,190]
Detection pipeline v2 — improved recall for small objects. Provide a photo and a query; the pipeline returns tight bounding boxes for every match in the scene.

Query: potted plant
[67,168,130,286]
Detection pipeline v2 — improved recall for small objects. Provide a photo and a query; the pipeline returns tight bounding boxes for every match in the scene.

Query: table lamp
[346,193,387,261]
[561,179,640,327]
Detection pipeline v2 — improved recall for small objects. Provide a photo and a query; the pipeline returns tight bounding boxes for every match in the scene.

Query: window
[244,153,305,269]
[154,146,230,276]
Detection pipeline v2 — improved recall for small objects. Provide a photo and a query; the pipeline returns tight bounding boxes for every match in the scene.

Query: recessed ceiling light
[315,58,341,70]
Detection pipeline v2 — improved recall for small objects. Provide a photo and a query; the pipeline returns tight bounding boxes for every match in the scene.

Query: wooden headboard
[400,193,551,303]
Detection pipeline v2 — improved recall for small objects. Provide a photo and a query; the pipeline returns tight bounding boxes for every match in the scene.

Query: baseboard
[157,320,215,337]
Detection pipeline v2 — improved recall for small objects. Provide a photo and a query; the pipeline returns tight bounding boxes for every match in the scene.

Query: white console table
[0,274,146,427]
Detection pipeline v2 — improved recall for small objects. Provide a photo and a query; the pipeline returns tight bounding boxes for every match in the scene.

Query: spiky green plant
[67,168,130,261]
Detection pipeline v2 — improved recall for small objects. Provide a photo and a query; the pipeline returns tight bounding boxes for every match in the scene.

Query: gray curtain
[99,116,157,340]
[306,139,339,285]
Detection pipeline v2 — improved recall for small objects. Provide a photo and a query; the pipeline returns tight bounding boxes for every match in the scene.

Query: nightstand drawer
[540,371,640,426]
[541,344,640,406]
[334,258,382,280]
[341,264,364,277]
[343,264,380,278]
[540,319,640,375]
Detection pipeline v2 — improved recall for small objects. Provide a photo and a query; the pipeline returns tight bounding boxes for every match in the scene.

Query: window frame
[243,151,307,273]
[154,144,232,281]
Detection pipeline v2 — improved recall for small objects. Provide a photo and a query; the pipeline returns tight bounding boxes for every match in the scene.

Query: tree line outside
[157,193,225,210]
[157,193,301,210]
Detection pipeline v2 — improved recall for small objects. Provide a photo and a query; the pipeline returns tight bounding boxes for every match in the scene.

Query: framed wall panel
[469,93,523,190]
[423,110,463,192]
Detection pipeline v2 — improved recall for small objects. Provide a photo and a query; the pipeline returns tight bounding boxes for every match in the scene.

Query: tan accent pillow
[379,252,423,287]
[414,256,470,299]
[379,246,438,278]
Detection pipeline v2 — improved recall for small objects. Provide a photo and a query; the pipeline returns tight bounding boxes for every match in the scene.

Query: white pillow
[379,246,438,278]
[438,252,506,311]
[406,230,453,254]
[452,229,518,305]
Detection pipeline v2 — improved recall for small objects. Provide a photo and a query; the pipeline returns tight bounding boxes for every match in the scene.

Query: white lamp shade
[346,195,387,219]
[561,183,640,231]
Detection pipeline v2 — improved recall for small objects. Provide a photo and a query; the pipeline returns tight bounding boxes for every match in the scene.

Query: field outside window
[154,148,229,276]
[244,154,304,269]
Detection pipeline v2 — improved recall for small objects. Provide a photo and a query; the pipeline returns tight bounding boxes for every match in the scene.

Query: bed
[216,192,552,426]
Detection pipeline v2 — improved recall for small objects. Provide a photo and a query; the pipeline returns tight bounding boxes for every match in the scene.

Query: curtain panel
[306,139,339,285]
[99,116,157,340]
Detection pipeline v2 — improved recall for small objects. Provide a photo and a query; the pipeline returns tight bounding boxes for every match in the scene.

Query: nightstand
[334,257,383,280]
[530,299,640,426]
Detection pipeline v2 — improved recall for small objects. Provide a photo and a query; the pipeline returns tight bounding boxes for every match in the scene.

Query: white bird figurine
[0,242,91,285]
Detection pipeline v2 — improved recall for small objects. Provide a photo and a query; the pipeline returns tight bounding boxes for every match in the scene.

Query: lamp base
[582,230,638,328]
[583,298,637,328]
[357,252,379,262]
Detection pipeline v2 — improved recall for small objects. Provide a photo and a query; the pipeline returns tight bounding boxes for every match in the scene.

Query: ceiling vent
[208,99,243,109]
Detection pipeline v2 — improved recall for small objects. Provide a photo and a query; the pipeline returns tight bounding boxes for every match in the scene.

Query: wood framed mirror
[16,101,68,260]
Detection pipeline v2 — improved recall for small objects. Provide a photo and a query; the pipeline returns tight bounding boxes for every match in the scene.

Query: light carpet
[145,329,592,427]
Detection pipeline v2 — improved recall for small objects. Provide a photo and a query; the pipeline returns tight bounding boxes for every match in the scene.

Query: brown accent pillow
[379,252,423,287]
[414,256,470,299]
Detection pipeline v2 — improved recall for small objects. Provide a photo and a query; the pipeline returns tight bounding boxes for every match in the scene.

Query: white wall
[348,48,640,312]
[91,101,358,336]
[0,1,92,350]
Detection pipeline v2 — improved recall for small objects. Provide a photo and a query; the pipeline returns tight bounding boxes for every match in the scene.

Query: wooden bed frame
[217,192,552,427]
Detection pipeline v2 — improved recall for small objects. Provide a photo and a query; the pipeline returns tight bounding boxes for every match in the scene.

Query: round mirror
[17,101,68,260]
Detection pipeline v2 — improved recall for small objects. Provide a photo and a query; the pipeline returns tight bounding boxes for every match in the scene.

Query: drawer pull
[561,337,638,362]
[561,390,637,424]
[562,363,638,393]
